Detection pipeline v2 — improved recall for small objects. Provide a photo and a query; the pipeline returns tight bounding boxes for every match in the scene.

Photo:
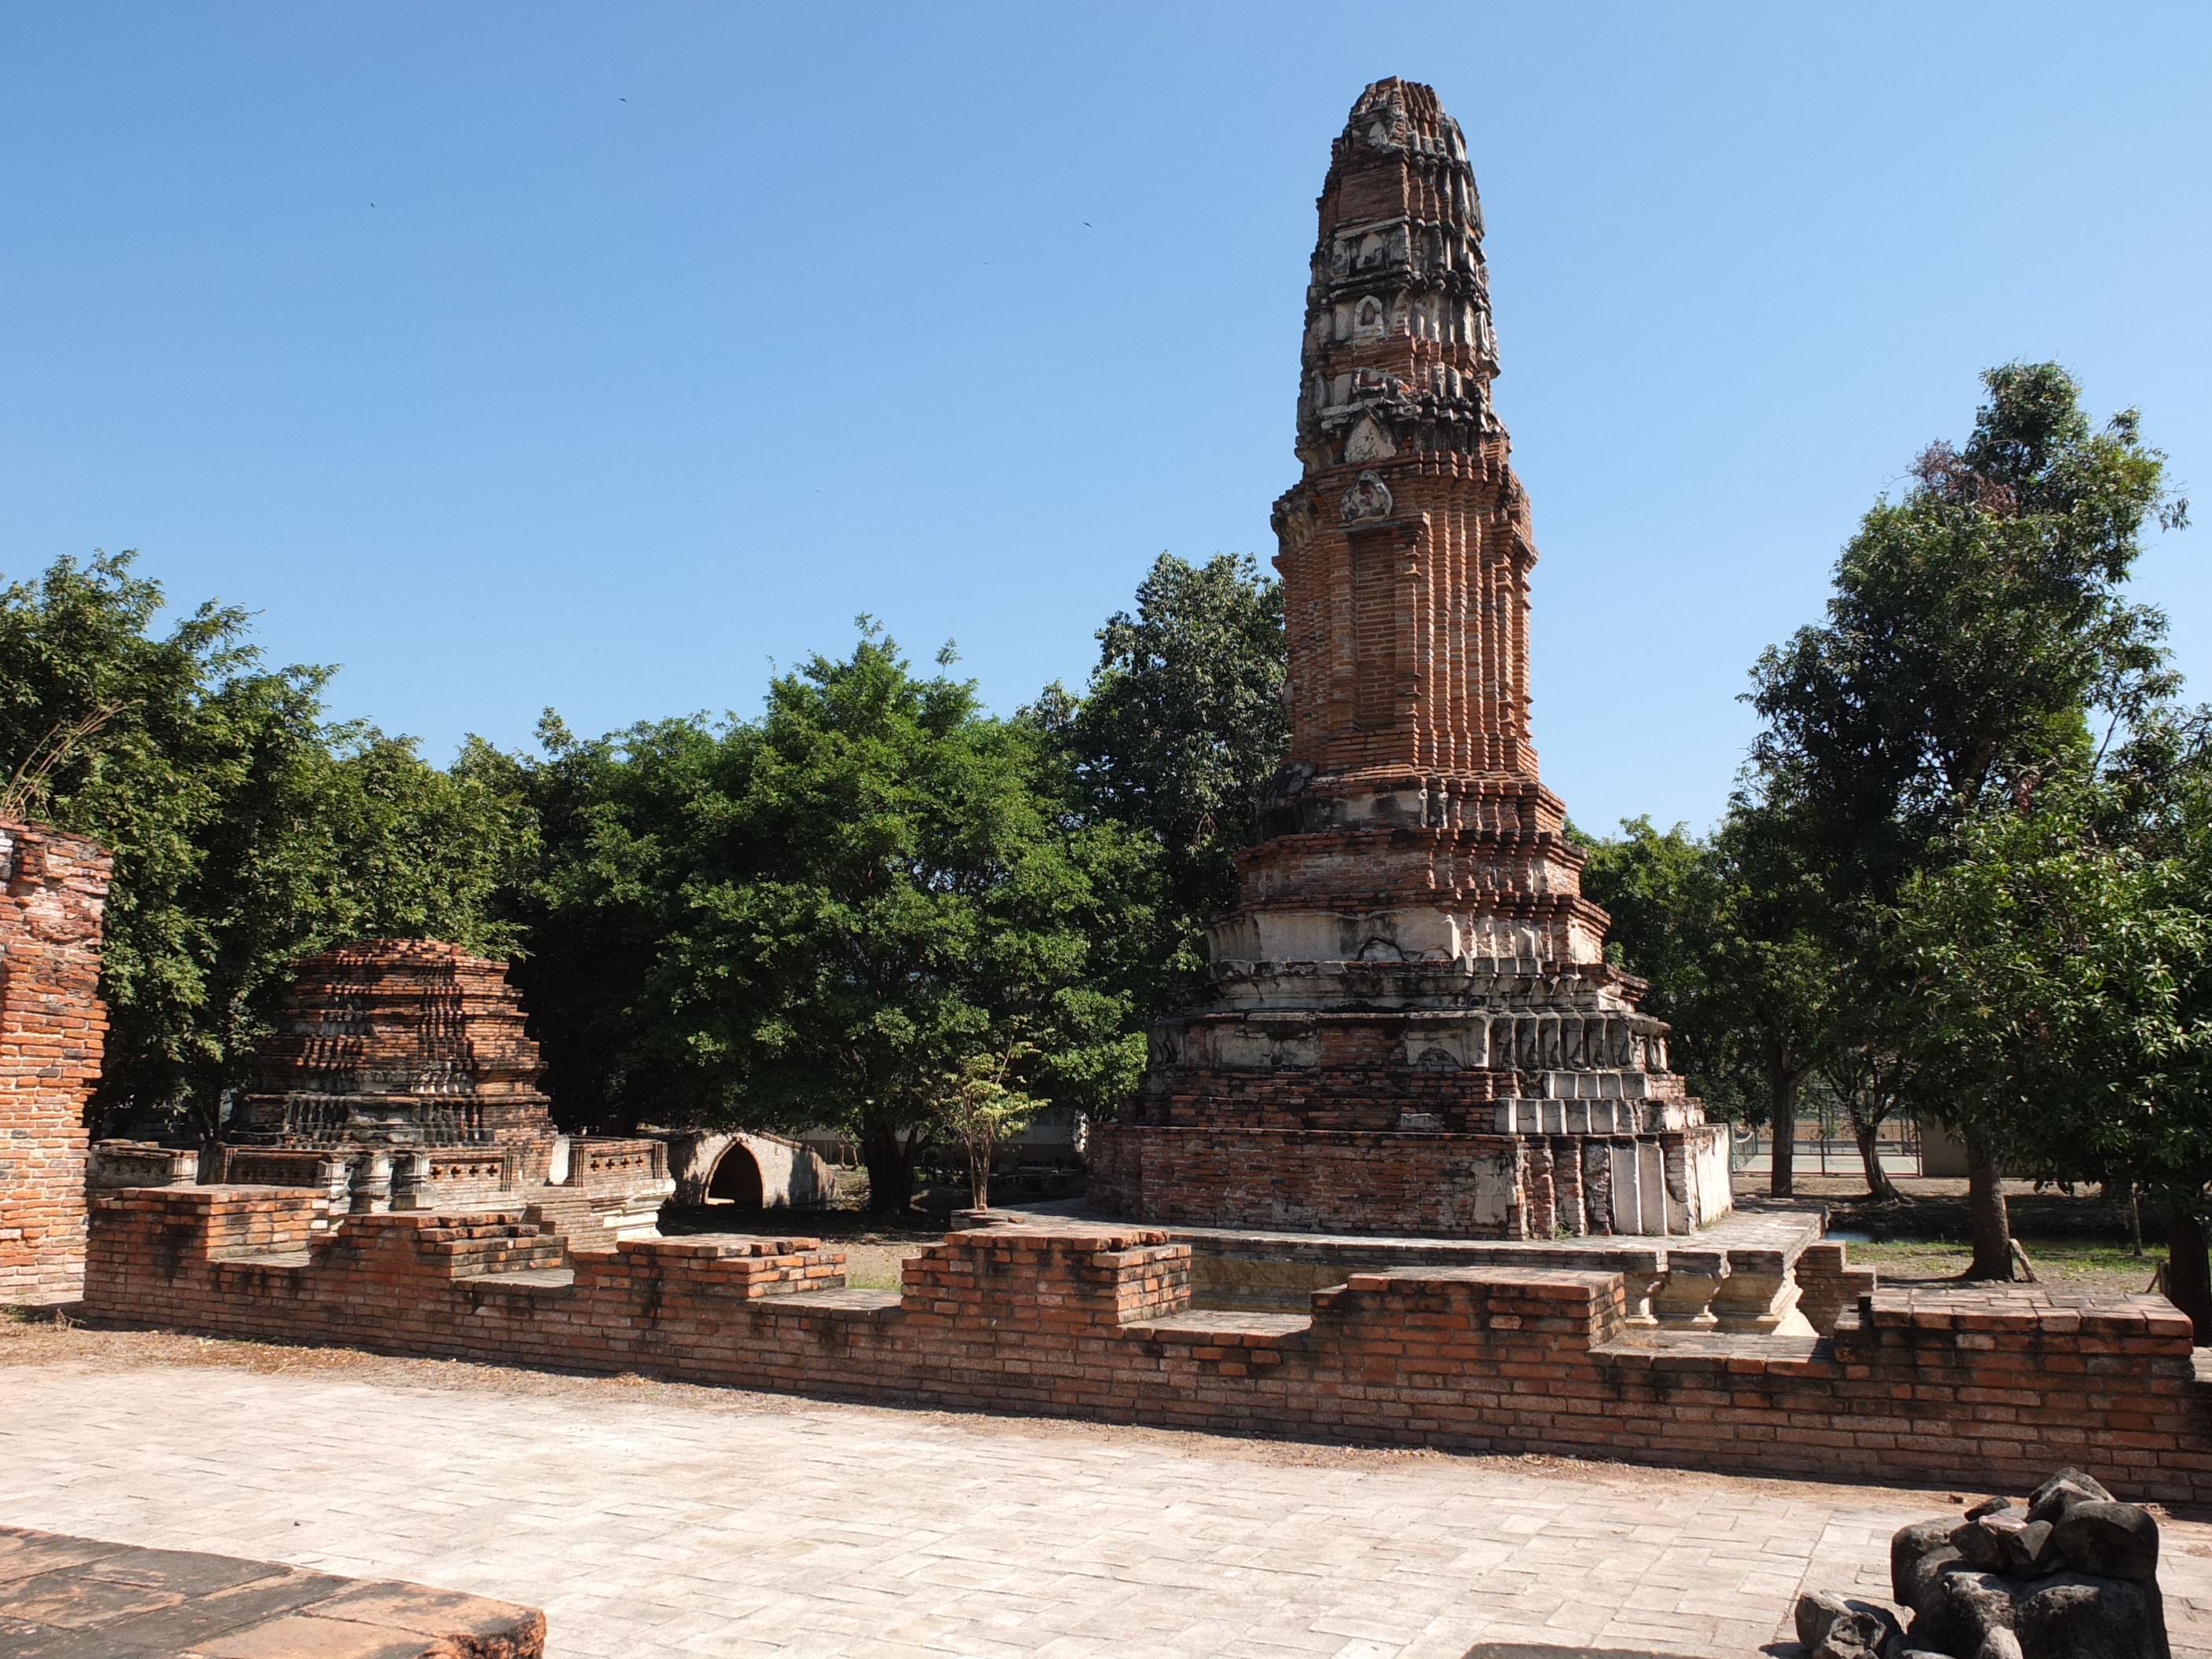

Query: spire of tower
[1272,79,1533,791]
[1297,77,1500,481]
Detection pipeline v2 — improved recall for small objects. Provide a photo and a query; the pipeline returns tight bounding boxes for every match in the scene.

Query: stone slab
[0,1523,544,1657]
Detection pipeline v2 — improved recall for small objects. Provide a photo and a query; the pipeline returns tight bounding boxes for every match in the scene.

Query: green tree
[1580,808,1845,1196]
[0,551,526,1141]
[1697,803,1849,1196]
[463,713,731,1132]
[1063,553,1287,1001]
[1745,364,2184,1268]
[489,629,1155,1213]
[941,1038,1046,1211]
[1812,1027,1916,1203]
[1896,794,2181,1303]
[1577,817,1742,1117]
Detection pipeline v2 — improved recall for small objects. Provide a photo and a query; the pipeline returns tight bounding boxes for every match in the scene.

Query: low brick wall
[82,1188,2212,1505]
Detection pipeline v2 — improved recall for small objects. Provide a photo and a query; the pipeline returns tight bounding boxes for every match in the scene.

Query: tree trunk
[859,1121,917,1217]
[1963,1123,2016,1280]
[1854,1118,1900,1202]
[2166,1209,2212,1342]
[1768,1058,1800,1198]
[966,1138,991,1210]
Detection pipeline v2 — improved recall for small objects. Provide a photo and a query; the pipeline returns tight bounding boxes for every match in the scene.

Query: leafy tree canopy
[1750,362,2185,900]
[489,627,1157,1212]
[0,551,527,1137]
[1060,553,1286,998]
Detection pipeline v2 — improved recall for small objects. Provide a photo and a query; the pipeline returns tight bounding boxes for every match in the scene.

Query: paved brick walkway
[4,1351,2210,1659]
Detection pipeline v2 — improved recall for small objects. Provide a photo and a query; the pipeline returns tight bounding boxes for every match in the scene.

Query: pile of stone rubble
[1795,1468,2166,1658]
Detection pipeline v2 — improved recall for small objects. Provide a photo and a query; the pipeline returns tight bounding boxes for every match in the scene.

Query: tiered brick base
[1090,1122,1730,1239]
[0,819,112,1304]
[84,1191,2212,1505]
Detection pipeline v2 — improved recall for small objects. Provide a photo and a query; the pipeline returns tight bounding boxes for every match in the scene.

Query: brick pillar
[0,819,113,1304]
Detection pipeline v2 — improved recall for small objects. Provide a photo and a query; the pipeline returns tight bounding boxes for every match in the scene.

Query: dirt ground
[668,1177,2172,1298]
[1736,1172,2167,1298]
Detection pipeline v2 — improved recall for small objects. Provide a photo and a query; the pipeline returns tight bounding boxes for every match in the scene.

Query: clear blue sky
[4,2,2205,833]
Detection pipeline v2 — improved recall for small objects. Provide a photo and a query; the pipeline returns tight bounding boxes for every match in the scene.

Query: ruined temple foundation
[63,71,2212,1521]
[1089,79,1727,1240]
[90,939,672,1247]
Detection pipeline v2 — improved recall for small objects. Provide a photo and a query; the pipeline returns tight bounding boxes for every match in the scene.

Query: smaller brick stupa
[233,940,558,1182]
[208,939,670,1236]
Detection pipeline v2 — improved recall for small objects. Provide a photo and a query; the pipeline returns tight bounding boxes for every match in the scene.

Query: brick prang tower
[1089,79,1730,1240]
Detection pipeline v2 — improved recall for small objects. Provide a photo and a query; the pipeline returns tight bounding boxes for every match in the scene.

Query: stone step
[1124,1309,1313,1343]
[456,1265,574,1289]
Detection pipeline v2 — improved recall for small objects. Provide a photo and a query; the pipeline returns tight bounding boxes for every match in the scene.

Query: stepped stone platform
[0,1523,543,1657]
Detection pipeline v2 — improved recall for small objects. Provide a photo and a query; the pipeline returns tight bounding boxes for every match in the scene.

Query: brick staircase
[408,1214,569,1279]
[522,1191,628,1252]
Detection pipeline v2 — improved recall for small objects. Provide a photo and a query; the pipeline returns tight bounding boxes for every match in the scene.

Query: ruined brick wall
[0,819,112,1303]
[1793,1240,1881,1335]
[83,1196,2212,1504]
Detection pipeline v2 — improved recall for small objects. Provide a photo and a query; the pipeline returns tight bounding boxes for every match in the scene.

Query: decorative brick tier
[1090,1124,1726,1240]
[1090,80,1727,1238]
[83,1193,2212,1506]
[0,818,112,1304]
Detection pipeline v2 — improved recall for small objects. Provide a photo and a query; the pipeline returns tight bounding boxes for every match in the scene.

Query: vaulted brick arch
[705,1141,763,1207]
[658,1129,833,1210]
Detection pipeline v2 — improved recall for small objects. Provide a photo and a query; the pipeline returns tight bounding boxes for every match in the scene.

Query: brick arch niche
[705,1141,764,1207]
[658,1129,835,1211]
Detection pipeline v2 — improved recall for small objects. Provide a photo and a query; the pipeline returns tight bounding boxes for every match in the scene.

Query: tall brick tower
[1089,79,1730,1240]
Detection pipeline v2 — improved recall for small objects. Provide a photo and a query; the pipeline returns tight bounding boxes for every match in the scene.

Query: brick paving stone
[5,1355,2212,1659]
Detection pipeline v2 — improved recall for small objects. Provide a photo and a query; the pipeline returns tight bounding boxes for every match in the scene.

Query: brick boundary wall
[82,1193,2212,1505]
[0,819,112,1304]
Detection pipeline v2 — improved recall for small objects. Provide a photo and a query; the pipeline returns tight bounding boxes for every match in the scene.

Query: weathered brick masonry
[1091,79,1731,1237]
[0,818,112,1304]
[236,939,562,1185]
[144,937,675,1242]
[85,1197,2212,1505]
